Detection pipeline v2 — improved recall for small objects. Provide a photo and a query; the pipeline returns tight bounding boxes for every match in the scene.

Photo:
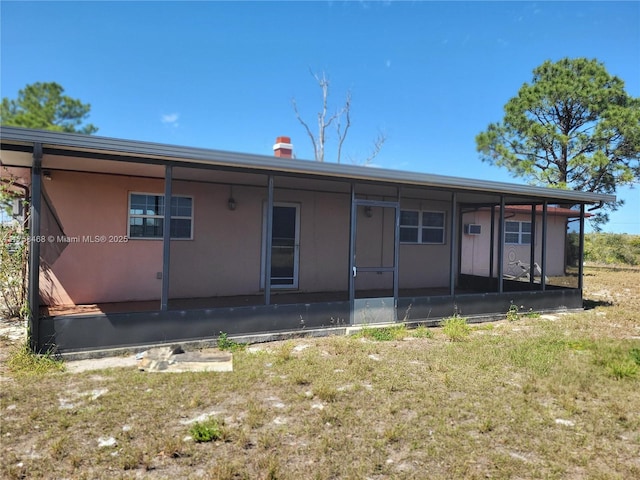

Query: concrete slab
[136,346,233,373]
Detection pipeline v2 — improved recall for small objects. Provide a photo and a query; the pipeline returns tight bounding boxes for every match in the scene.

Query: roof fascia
[0,126,616,205]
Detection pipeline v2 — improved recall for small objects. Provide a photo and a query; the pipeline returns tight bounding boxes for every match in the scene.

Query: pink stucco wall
[40,171,164,304]
[38,170,359,304]
[40,168,572,306]
[460,210,568,278]
[168,185,352,298]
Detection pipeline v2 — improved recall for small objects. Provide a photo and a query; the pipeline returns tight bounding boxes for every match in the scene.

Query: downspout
[28,143,42,352]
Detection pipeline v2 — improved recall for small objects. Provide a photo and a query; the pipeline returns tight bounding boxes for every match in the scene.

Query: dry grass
[1,267,639,479]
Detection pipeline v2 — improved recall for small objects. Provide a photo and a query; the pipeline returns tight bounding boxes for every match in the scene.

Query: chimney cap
[273,136,293,158]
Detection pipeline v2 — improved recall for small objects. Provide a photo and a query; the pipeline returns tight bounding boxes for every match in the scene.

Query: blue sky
[2,1,639,233]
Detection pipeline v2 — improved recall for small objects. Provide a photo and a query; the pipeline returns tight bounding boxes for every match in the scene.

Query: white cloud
[161,113,179,127]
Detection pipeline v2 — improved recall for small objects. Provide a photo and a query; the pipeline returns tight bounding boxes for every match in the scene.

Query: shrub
[584,233,640,266]
[0,224,29,319]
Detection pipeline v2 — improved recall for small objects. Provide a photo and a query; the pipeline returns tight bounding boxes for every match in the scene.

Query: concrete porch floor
[40,287,458,317]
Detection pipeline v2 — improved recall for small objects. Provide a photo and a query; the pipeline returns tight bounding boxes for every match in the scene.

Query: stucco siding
[40,170,163,304]
[398,199,451,289]
[38,171,356,305]
[460,210,568,278]
[169,182,265,298]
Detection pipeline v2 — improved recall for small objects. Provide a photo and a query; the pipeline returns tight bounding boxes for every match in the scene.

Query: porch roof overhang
[1,126,615,206]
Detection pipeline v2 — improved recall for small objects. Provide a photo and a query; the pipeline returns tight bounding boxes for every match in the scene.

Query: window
[128,193,193,239]
[505,221,531,245]
[400,210,445,244]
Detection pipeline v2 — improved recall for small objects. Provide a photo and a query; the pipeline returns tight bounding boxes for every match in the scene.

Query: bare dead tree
[362,130,387,166]
[335,91,351,164]
[292,70,385,164]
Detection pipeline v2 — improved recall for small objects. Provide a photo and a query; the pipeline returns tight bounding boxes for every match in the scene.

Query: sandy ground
[65,355,139,373]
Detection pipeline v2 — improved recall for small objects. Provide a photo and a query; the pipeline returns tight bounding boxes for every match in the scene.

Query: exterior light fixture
[227,185,236,211]
[364,206,373,218]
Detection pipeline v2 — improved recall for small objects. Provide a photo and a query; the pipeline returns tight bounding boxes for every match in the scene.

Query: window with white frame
[128,193,193,239]
[505,221,531,245]
[400,210,445,244]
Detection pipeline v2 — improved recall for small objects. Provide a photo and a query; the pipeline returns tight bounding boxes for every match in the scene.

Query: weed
[217,331,246,352]
[472,323,495,331]
[441,315,470,342]
[274,340,295,363]
[120,446,145,470]
[6,340,65,376]
[506,303,520,321]
[257,453,281,480]
[566,339,595,351]
[245,401,267,428]
[49,435,69,461]
[189,417,224,443]
[608,360,638,380]
[523,309,540,318]
[358,325,408,341]
[629,348,640,366]
[314,384,339,403]
[208,460,248,480]
[413,324,434,338]
[509,337,566,375]
[478,418,494,433]
[383,424,405,443]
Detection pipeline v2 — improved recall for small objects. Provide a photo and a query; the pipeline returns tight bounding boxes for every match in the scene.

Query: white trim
[272,142,293,151]
[504,220,531,245]
[399,209,446,245]
[127,192,194,240]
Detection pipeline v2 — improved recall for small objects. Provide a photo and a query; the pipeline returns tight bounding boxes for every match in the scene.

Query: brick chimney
[273,136,293,158]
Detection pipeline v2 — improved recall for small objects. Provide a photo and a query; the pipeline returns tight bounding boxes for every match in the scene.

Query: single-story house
[0,126,614,354]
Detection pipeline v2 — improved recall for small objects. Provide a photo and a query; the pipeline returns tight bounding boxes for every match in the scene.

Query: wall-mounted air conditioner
[464,224,482,235]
